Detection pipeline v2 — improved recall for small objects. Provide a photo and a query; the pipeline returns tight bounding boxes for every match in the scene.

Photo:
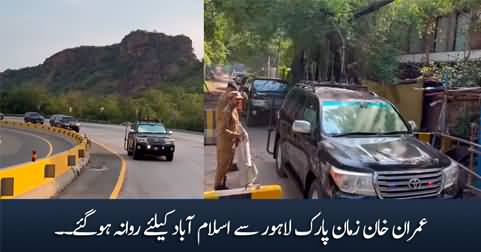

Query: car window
[292,91,306,120]
[252,79,288,92]
[282,89,297,116]
[137,124,167,134]
[321,100,409,135]
[303,95,318,131]
[61,116,74,122]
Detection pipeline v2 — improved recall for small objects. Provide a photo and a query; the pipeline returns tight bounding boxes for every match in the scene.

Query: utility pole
[267,56,271,78]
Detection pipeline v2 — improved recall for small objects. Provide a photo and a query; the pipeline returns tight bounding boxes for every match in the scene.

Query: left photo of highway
[0,0,204,199]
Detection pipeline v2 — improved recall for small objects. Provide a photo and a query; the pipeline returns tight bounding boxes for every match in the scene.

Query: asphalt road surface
[79,122,203,198]
[0,125,75,169]
[204,124,303,198]
[3,117,203,198]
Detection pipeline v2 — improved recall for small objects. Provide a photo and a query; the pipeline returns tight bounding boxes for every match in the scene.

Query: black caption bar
[0,200,479,251]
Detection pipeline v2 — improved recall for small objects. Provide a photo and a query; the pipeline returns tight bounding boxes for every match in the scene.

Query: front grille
[375,169,444,199]
[148,138,163,144]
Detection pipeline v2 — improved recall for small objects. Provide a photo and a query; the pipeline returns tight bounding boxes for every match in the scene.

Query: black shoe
[214,185,230,190]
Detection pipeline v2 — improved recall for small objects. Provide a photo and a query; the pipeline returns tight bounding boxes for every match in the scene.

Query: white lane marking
[1,127,53,157]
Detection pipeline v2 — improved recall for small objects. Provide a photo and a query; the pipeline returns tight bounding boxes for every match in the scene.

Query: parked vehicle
[124,121,175,161]
[269,81,463,199]
[24,112,44,124]
[49,114,80,132]
[245,78,288,126]
[0,113,4,120]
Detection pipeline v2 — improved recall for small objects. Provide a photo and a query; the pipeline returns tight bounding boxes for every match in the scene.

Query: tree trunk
[424,20,435,65]
[464,10,476,61]
[290,48,305,84]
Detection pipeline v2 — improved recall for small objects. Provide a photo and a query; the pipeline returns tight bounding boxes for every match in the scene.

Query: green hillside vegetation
[0,85,202,131]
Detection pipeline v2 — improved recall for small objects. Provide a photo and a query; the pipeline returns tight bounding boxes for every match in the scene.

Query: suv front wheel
[307,178,333,199]
[275,140,288,178]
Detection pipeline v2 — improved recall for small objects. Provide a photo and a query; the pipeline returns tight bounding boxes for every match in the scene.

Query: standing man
[215,81,238,134]
[214,91,243,190]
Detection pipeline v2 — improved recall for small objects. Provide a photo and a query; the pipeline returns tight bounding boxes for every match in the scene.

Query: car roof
[252,78,287,83]
[313,86,380,101]
[293,82,381,101]
[136,121,163,125]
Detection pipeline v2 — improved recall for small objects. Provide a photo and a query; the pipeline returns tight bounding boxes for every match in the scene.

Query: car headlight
[329,165,376,196]
[136,137,148,143]
[443,160,459,189]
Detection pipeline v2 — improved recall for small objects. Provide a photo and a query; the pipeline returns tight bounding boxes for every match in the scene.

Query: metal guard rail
[416,131,481,195]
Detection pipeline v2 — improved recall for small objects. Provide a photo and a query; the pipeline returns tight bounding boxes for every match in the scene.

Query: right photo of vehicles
[204,0,481,199]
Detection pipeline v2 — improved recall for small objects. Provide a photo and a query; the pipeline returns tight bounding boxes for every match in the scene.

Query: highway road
[78,122,203,198]
[3,117,203,198]
[0,125,75,169]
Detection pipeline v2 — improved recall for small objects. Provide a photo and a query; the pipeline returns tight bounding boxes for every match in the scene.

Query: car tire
[133,149,142,160]
[246,106,255,127]
[307,177,334,199]
[127,151,133,156]
[275,140,288,178]
[307,180,323,199]
[166,153,174,161]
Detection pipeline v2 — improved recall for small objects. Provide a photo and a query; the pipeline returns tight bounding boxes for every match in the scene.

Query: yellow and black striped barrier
[204,109,216,145]
[204,184,283,199]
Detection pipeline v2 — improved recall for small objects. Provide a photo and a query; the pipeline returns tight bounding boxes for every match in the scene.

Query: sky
[0,0,203,71]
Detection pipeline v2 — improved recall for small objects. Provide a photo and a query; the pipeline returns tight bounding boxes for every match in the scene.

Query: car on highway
[270,81,463,199]
[124,121,175,161]
[24,112,44,124]
[245,78,288,126]
[0,112,4,120]
[49,114,80,132]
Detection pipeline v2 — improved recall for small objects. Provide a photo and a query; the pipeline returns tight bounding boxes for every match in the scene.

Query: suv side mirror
[292,120,311,134]
[408,120,417,132]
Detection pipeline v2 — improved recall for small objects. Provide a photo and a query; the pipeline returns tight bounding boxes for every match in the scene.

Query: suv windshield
[27,112,41,117]
[322,100,409,136]
[137,124,167,134]
[253,80,288,92]
[61,116,75,122]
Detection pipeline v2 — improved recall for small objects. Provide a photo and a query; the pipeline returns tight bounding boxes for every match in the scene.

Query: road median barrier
[0,120,90,199]
[204,184,283,199]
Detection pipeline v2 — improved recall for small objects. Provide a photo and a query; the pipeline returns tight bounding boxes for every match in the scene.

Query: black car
[270,81,462,199]
[245,78,288,126]
[50,114,80,132]
[24,112,44,124]
[124,121,175,161]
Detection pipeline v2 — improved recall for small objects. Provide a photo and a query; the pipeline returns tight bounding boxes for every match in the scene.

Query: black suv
[50,114,80,132]
[124,121,175,161]
[245,78,288,126]
[270,81,462,199]
[24,112,44,124]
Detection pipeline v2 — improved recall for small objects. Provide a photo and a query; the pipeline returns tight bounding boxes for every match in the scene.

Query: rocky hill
[0,30,201,95]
